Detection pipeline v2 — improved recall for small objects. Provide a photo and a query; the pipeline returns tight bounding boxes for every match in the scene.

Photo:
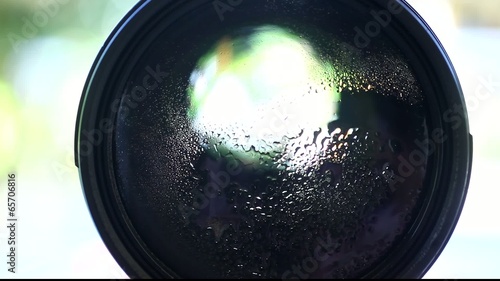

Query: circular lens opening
[76,0,472,279]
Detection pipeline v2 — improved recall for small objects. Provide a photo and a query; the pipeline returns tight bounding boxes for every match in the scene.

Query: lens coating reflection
[114,8,429,279]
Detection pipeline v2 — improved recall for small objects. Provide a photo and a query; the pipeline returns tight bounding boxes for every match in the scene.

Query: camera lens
[75,0,472,279]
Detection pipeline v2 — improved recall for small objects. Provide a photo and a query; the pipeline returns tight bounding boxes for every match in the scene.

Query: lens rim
[74,0,473,278]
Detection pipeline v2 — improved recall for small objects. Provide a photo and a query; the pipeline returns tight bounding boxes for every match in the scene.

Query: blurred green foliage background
[0,0,138,178]
[0,0,137,278]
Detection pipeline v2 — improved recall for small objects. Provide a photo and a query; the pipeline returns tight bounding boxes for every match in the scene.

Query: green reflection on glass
[188,25,340,164]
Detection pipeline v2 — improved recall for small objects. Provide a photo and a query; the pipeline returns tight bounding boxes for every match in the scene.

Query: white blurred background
[0,0,498,278]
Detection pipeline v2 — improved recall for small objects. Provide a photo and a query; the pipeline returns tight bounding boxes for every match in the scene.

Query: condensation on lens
[115,24,428,279]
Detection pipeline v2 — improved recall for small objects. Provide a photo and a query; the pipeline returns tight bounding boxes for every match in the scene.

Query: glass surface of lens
[112,1,430,278]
